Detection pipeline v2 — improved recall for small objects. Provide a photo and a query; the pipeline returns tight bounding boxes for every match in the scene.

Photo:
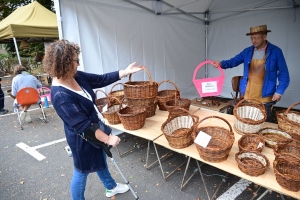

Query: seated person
[11,65,42,122]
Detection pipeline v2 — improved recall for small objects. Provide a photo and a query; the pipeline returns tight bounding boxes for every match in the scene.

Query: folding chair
[14,87,47,130]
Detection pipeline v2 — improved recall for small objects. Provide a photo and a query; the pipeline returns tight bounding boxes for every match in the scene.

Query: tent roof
[0,1,58,42]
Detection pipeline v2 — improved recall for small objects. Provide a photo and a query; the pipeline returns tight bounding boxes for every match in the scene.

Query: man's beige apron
[244,54,272,103]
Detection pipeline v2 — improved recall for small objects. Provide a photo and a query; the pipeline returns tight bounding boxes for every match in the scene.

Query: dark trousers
[0,86,4,110]
[264,101,277,123]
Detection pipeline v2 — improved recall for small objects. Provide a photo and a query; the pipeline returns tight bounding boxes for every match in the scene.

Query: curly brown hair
[43,39,80,79]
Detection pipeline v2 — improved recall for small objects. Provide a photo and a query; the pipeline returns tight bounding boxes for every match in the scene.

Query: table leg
[196,160,211,200]
[180,157,199,190]
[115,133,147,158]
[256,189,272,200]
[145,141,173,170]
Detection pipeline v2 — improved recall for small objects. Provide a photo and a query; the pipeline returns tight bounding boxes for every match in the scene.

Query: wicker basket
[276,102,300,141]
[102,97,124,125]
[125,97,157,118]
[109,83,124,105]
[157,80,180,111]
[117,99,147,130]
[274,143,300,162]
[235,151,270,176]
[123,66,158,99]
[161,108,199,149]
[191,116,235,163]
[95,89,109,112]
[233,98,266,135]
[273,157,300,192]
[259,128,292,149]
[238,134,265,153]
[165,98,191,118]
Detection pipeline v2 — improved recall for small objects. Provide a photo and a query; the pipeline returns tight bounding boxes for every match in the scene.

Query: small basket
[102,97,123,125]
[95,89,109,112]
[273,157,300,192]
[238,134,265,153]
[117,98,147,130]
[109,83,124,105]
[276,102,300,141]
[233,98,266,135]
[123,66,158,99]
[125,97,157,118]
[259,128,293,149]
[274,143,300,162]
[191,116,235,163]
[161,108,199,149]
[235,151,270,176]
[165,98,191,118]
[157,80,180,111]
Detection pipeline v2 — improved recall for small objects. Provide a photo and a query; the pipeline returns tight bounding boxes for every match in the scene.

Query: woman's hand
[106,135,121,147]
[125,62,144,75]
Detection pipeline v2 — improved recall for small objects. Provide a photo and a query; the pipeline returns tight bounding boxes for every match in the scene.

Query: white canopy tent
[53,0,300,108]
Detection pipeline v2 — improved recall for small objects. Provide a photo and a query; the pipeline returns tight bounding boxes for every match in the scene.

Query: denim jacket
[220,42,290,97]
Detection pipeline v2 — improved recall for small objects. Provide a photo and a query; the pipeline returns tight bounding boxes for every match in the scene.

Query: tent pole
[205,11,209,78]
[54,0,64,39]
[13,37,22,65]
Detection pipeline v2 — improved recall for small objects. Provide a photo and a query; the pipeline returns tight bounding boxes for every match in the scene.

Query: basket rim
[235,150,270,169]
[259,127,293,141]
[238,133,265,151]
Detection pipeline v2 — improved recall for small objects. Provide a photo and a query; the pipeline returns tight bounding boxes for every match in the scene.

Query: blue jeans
[70,150,117,200]
[0,87,4,110]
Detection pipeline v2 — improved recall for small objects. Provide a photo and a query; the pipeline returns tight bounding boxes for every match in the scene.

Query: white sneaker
[25,112,32,123]
[105,183,129,198]
[20,111,26,121]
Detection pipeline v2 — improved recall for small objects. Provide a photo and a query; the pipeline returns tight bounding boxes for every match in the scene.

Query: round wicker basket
[102,97,123,125]
[274,143,300,162]
[95,89,109,112]
[259,127,292,149]
[108,83,124,105]
[233,98,266,135]
[238,134,265,153]
[165,98,191,118]
[235,151,270,176]
[157,80,180,111]
[191,116,235,163]
[125,97,157,118]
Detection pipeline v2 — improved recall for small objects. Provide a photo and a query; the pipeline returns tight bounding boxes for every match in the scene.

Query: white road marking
[0,105,53,117]
[16,138,66,161]
[216,179,252,200]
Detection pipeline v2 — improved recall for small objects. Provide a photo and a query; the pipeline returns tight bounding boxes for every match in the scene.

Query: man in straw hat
[212,25,290,122]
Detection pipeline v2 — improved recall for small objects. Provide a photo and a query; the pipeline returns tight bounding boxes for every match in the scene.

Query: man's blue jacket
[220,42,290,97]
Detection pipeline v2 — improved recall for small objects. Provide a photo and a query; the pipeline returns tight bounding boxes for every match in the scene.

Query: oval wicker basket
[273,156,300,192]
[191,116,235,163]
[235,151,270,176]
[238,134,265,153]
[95,89,109,112]
[109,83,124,105]
[233,98,266,135]
[102,97,123,125]
[117,98,147,130]
[161,108,199,149]
[165,98,191,118]
[123,66,158,99]
[276,102,300,141]
[125,97,157,118]
[157,80,180,111]
[274,143,300,162]
[259,127,292,149]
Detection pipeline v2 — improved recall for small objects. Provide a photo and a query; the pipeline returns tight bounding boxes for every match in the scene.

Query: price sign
[257,142,263,149]
[194,131,212,148]
[201,81,218,93]
[102,104,108,113]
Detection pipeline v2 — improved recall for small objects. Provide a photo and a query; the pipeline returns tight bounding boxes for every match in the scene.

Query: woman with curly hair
[43,39,142,199]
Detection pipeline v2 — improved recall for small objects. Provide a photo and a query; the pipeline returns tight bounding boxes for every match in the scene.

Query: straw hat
[246,25,271,36]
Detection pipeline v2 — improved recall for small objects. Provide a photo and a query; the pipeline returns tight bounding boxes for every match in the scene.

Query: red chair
[14,87,47,130]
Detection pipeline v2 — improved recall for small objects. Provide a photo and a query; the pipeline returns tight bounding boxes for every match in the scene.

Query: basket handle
[284,102,300,115]
[118,97,128,111]
[109,96,121,105]
[109,83,124,94]
[234,98,265,111]
[94,89,109,102]
[193,60,225,81]
[197,116,233,133]
[158,80,179,92]
[167,107,199,123]
[128,66,153,85]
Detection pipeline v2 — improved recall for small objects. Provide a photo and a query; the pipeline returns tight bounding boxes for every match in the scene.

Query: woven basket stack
[157,80,180,111]
[108,83,124,105]
[95,89,109,112]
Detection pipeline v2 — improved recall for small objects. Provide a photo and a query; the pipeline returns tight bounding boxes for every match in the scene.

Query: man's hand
[211,61,221,68]
[272,93,281,102]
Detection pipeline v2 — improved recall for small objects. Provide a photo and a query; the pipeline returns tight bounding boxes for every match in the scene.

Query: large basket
[157,80,180,111]
[276,102,300,141]
[109,83,124,105]
[235,151,270,176]
[259,128,292,149]
[191,116,235,163]
[233,98,266,135]
[117,99,147,130]
[95,89,109,112]
[102,97,123,125]
[238,134,265,153]
[123,67,158,99]
[161,108,199,149]
[165,98,191,118]
[274,143,300,162]
[273,157,300,192]
[125,97,157,118]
